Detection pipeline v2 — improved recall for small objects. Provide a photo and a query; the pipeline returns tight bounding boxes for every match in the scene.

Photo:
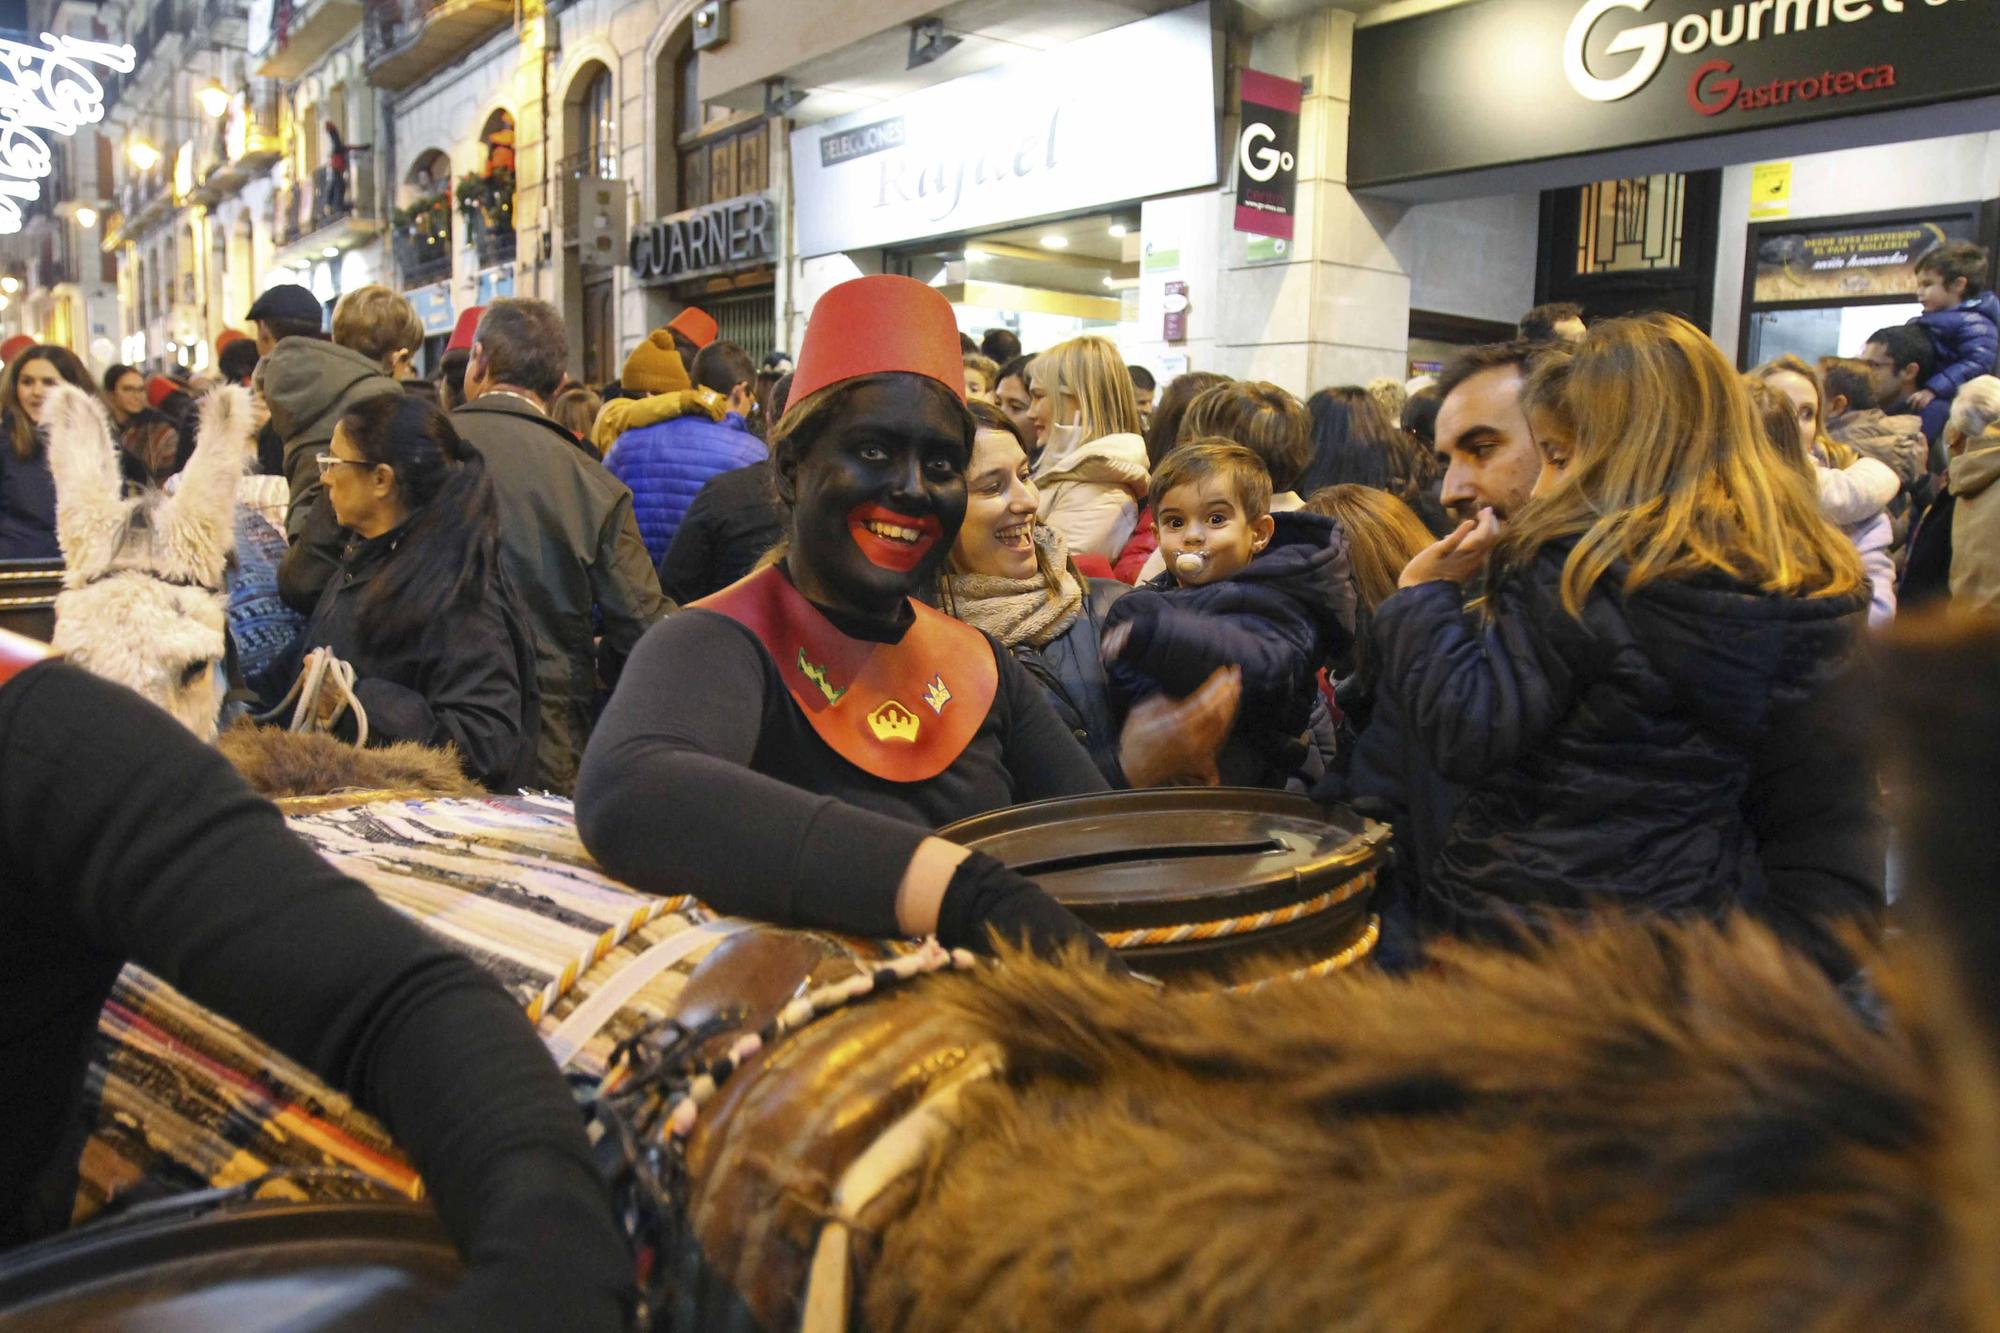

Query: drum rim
[0,1199,456,1305]
[938,787,1390,928]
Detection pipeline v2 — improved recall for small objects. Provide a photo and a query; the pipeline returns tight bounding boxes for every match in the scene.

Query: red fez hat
[146,375,181,409]
[787,275,966,409]
[0,334,33,364]
[666,306,718,350]
[446,305,485,354]
[216,328,247,352]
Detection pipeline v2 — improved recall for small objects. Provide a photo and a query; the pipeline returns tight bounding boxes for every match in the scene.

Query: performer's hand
[936,851,1126,974]
[1118,665,1239,787]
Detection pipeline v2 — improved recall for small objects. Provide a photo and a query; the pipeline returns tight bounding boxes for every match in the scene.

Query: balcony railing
[257,0,365,80]
[393,197,452,287]
[363,0,511,93]
[472,212,515,269]
[276,163,375,245]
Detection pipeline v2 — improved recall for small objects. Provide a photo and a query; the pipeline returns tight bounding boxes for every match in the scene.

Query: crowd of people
[2,238,1999,1320]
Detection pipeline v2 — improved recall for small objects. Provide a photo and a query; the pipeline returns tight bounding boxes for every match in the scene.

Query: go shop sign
[1351,0,1993,186]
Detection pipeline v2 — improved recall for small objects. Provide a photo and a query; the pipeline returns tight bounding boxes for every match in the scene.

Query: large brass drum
[940,788,1390,983]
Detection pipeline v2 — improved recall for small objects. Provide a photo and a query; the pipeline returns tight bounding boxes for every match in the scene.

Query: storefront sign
[1750,212,1975,303]
[475,266,514,305]
[791,4,1218,258]
[1351,0,1995,187]
[408,281,453,337]
[1234,70,1302,241]
[629,193,773,285]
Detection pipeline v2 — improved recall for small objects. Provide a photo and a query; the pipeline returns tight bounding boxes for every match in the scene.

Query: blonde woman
[1373,313,1875,969]
[1752,354,1897,624]
[1026,335,1150,559]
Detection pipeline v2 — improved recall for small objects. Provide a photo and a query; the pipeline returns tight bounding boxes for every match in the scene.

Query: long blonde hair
[1497,313,1862,615]
[1751,354,1858,469]
[1030,336,1142,444]
[1304,484,1433,612]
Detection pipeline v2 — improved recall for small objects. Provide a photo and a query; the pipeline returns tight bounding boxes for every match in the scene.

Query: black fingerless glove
[936,850,1126,973]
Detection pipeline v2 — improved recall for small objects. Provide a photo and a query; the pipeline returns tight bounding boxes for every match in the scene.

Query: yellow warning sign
[1750,162,1791,222]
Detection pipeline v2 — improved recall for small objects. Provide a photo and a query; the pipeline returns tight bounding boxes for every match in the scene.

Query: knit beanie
[622,329,694,395]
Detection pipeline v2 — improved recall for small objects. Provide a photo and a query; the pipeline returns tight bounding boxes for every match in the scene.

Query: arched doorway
[397,147,453,290]
[470,109,516,271]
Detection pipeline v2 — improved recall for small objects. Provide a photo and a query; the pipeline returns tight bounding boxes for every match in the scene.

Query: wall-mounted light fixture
[907,18,960,70]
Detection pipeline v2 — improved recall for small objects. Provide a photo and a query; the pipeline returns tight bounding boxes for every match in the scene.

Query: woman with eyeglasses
[256,394,539,789]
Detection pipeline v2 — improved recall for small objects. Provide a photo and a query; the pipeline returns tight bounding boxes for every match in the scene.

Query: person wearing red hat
[664,306,717,366]
[576,275,1238,962]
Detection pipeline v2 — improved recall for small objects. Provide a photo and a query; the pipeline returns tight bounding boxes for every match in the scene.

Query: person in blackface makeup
[575,276,1239,962]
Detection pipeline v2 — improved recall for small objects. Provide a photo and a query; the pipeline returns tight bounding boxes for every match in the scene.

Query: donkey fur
[218,722,483,799]
[46,384,249,739]
[868,922,1959,1333]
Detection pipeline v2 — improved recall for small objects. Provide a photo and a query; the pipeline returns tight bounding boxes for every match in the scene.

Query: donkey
[43,382,246,740]
[43,381,485,798]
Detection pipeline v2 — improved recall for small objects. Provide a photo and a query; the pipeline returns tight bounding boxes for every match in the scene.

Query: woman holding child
[1373,313,1879,969]
[939,401,1130,784]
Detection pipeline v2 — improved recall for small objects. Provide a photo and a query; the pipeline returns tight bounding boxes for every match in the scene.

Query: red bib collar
[692,566,998,783]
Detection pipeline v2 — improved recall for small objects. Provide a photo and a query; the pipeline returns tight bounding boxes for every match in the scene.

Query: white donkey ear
[44,384,130,583]
[158,383,253,588]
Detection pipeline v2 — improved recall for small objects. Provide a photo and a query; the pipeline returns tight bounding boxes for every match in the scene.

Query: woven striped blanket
[75,794,759,1224]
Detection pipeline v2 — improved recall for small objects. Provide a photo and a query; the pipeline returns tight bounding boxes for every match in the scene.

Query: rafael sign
[1351,0,1992,187]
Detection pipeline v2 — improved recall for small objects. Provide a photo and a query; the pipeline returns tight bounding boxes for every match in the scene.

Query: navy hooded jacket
[1914,290,2000,398]
[1372,538,1881,972]
[1103,510,1356,787]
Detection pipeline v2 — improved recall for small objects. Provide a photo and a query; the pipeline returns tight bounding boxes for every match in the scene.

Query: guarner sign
[1351,0,1992,187]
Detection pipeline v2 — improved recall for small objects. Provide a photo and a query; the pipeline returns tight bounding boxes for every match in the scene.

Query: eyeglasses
[315,452,374,478]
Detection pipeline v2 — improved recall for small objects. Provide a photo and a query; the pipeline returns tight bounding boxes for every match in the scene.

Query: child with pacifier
[1101,439,1355,788]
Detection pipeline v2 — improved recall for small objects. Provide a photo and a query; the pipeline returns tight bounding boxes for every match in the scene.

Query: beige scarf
[946,525,1085,649]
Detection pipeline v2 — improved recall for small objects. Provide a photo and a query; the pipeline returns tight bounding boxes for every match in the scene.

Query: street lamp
[74,206,98,229]
[0,276,18,295]
[127,139,162,171]
[197,80,230,119]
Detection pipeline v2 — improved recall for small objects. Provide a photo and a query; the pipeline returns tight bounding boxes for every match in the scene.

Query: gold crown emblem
[867,699,921,743]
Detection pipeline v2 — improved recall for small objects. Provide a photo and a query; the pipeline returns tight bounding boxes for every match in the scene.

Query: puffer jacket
[259,523,542,792]
[1033,432,1149,559]
[1828,408,1927,488]
[1374,539,1875,958]
[1008,579,1128,785]
[1915,292,2000,397]
[256,337,403,611]
[604,403,762,565]
[1104,511,1357,788]
[1948,440,2000,614]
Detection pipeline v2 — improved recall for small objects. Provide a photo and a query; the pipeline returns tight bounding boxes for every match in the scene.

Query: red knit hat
[146,375,181,409]
[666,306,718,349]
[446,305,485,354]
[787,275,966,409]
[0,334,33,364]
[216,328,247,353]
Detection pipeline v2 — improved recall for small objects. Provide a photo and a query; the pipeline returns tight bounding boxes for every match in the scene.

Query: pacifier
[1173,551,1208,578]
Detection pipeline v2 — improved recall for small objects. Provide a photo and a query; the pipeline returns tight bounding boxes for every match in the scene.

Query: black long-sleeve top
[0,662,631,1329]
[575,593,1107,937]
